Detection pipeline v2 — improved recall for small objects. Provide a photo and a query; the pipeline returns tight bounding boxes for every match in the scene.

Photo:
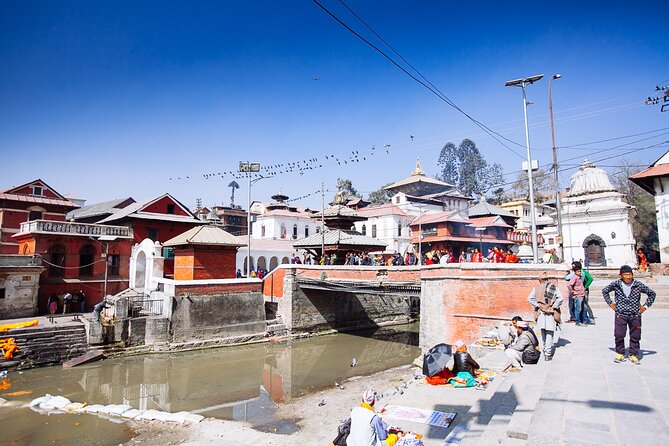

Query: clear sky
[1,1,667,210]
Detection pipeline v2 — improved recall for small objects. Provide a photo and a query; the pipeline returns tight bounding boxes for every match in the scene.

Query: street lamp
[505,74,543,263]
[239,161,262,277]
[548,74,564,262]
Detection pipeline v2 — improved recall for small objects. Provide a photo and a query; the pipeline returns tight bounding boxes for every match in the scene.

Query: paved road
[527,308,669,446]
[380,309,669,445]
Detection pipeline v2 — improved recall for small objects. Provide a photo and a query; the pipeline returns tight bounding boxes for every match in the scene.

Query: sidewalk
[379,309,669,445]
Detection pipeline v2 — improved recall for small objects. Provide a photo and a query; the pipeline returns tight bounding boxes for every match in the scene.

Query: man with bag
[528,272,564,361]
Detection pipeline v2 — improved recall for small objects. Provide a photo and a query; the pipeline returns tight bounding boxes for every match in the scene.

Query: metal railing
[19,220,133,238]
[128,296,164,317]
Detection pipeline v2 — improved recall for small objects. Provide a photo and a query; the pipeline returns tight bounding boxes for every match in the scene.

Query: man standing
[62,291,73,314]
[528,272,563,361]
[602,265,656,365]
[567,262,587,326]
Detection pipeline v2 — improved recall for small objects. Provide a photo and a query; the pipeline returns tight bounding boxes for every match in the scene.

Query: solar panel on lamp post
[505,74,543,263]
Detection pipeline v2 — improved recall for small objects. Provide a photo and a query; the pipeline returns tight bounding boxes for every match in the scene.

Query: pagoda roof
[292,229,386,250]
[164,225,246,247]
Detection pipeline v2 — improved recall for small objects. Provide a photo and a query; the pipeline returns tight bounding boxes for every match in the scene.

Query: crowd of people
[46,290,86,314]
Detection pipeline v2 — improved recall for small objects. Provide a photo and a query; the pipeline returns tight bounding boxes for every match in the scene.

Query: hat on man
[453,340,465,350]
[517,321,529,328]
[619,265,633,274]
[362,388,376,405]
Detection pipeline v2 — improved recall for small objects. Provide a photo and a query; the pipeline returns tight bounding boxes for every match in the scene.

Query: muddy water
[2,323,419,445]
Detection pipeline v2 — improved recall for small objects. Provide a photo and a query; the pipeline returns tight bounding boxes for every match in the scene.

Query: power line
[312,0,526,159]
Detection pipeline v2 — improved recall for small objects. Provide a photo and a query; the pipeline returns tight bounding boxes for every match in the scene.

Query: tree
[228,181,240,207]
[368,183,394,205]
[489,187,507,205]
[510,168,554,202]
[336,178,359,200]
[437,139,504,197]
[609,160,658,249]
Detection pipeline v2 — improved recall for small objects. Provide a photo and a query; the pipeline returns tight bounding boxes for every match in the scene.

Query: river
[1,323,419,445]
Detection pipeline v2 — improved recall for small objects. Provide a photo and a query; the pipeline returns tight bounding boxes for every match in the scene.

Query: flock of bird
[168,141,399,182]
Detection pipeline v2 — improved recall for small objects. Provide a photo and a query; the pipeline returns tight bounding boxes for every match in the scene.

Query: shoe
[575,322,582,326]
[566,319,575,323]
[544,356,553,362]
[614,354,626,363]
[629,355,640,365]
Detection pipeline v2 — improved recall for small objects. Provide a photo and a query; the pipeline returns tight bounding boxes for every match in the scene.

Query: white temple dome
[568,159,616,196]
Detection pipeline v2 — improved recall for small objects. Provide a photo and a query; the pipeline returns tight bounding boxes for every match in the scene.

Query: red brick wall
[174,281,262,296]
[173,246,237,280]
[421,265,569,346]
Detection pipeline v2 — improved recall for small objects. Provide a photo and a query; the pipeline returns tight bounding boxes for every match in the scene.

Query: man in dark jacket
[602,265,656,365]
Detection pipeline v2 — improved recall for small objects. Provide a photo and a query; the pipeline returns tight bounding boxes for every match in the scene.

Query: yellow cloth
[0,338,20,359]
[0,320,39,332]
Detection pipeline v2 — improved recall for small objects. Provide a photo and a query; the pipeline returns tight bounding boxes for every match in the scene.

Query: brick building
[14,220,134,312]
[0,179,79,254]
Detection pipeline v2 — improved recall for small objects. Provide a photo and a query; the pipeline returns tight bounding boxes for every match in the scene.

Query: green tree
[368,183,394,205]
[437,139,504,196]
[489,187,507,205]
[511,168,554,202]
[610,160,659,249]
[336,178,359,200]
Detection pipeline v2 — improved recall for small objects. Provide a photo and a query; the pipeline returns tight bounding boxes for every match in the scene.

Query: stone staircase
[266,315,288,338]
[588,280,669,310]
[0,320,89,371]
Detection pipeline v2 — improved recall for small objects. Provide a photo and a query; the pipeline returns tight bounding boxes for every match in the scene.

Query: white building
[236,193,316,273]
[499,199,556,231]
[630,149,669,263]
[562,159,636,267]
[352,203,414,254]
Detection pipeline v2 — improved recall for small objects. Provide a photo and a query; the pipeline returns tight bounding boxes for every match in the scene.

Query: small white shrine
[561,159,636,267]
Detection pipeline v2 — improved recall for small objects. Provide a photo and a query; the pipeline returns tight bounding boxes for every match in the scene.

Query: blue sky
[1,1,667,209]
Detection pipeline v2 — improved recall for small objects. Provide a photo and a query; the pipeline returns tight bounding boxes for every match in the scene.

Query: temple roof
[568,159,617,196]
[292,229,386,250]
[383,158,454,196]
[164,225,246,247]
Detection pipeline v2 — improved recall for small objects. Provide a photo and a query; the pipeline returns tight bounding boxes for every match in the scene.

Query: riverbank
[126,309,669,445]
[128,364,420,445]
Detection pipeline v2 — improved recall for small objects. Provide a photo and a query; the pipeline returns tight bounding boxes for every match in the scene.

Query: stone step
[0,325,88,371]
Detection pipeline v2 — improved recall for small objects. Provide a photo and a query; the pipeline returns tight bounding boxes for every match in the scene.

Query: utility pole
[321,181,325,260]
[505,74,543,263]
[103,242,109,297]
[549,74,564,262]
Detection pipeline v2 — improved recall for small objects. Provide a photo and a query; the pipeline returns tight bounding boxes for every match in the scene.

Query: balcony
[19,220,133,239]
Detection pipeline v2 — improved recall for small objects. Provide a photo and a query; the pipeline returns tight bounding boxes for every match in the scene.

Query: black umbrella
[423,343,452,377]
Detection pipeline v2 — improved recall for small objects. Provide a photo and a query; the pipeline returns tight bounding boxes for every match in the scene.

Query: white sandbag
[121,409,143,419]
[103,404,132,416]
[64,402,86,412]
[175,411,205,424]
[40,395,71,410]
[0,397,6,406]
[81,404,105,413]
[135,409,162,421]
[30,394,51,407]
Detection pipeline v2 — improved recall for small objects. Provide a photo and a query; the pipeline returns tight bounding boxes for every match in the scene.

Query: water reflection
[5,324,419,436]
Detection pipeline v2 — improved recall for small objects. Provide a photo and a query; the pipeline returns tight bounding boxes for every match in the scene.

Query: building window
[371,224,377,238]
[361,224,366,235]
[280,224,287,239]
[28,210,43,221]
[395,196,400,204]
[261,225,266,237]
[32,186,43,196]
[49,245,66,277]
[166,204,175,214]
[0,288,5,299]
[148,229,158,241]
[79,245,96,277]
[109,254,120,276]
[316,226,321,234]
[398,222,402,237]
[162,247,175,260]
[305,226,309,237]
[293,224,298,239]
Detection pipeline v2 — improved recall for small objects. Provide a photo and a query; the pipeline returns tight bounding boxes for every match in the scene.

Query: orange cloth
[0,320,39,333]
[0,338,20,359]
[426,367,455,385]
[0,379,10,390]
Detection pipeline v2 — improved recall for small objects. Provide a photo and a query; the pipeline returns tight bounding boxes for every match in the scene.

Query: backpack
[333,418,351,446]
[522,331,541,365]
